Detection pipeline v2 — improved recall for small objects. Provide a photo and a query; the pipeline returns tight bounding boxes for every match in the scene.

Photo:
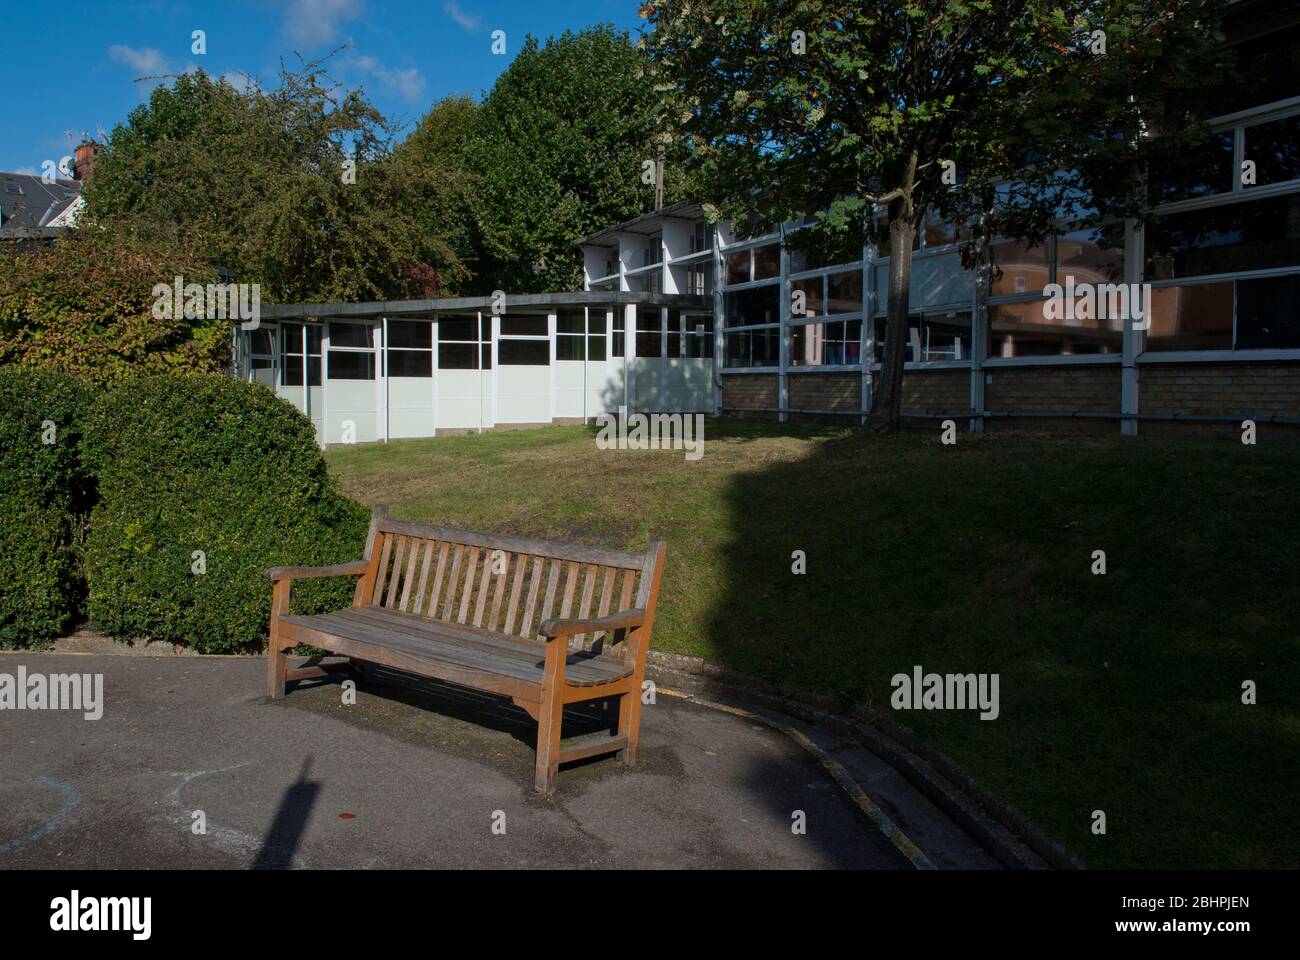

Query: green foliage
[84,375,369,653]
[0,368,92,648]
[460,26,694,293]
[0,229,227,386]
[83,62,469,302]
[643,1,1230,425]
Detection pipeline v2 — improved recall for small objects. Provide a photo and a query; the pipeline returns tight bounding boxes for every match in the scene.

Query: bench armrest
[539,608,646,640]
[266,560,369,583]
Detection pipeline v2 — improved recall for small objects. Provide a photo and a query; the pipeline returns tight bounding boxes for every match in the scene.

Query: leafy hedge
[0,228,228,387]
[84,375,368,653]
[0,368,91,648]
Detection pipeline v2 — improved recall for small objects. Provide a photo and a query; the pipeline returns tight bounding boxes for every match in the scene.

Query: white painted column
[778,225,790,422]
[1121,217,1144,436]
[625,302,637,415]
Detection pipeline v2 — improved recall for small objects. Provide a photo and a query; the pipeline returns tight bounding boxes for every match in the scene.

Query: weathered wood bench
[265,505,666,794]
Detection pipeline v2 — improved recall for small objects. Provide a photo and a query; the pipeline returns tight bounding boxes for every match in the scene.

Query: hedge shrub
[84,375,368,653]
[0,368,91,648]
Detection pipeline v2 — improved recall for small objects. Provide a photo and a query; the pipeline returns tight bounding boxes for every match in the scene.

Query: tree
[463,25,693,294]
[83,59,470,302]
[643,1,1229,430]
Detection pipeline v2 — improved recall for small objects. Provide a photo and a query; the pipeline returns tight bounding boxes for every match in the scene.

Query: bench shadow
[251,756,319,870]
[291,661,618,754]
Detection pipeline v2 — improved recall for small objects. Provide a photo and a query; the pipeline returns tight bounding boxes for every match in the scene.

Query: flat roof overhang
[259,291,713,322]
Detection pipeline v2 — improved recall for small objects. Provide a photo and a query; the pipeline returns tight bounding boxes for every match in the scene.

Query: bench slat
[385,535,407,608]
[574,564,597,648]
[412,540,435,616]
[457,547,480,624]
[488,551,511,630]
[503,553,527,633]
[399,538,420,612]
[473,552,493,627]
[595,566,616,651]
[378,518,644,570]
[539,559,561,635]
[442,545,464,620]
[520,557,543,636]
[427,541,450,617]
[371,533,393,606]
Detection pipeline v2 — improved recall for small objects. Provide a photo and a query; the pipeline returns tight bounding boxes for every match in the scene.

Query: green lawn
[325,421,1300,869]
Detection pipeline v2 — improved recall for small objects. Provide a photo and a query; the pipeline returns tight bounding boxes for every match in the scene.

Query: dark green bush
[0,368,91,648]
[84,374,368,653]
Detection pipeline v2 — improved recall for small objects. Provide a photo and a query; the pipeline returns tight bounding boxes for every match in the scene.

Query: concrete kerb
[646,650,1082,871]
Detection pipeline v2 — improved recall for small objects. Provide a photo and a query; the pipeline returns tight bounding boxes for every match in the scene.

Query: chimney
[74,142,102,183]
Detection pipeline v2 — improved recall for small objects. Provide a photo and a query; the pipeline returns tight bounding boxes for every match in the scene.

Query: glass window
[388,350,432,377]
[1237,275,1300,349]
[1146,282,1234,351]
[872,313,970,363]
[826,271,863,314]
[922,209,958,249]
[388,320,432,349]
[438,343,478,369]
[685,314,714,358]
[724,285,780,327]
[990,239,1051,298]
[791,320,862,366]
[498,339,549,365]
[636,312,663,357]
[724,327,779,367]
[988,300,1121,358]
[438,317,477,341]
[1056,229,1124,286]
[280,323,321,386]
[689,221,711,253]
[556,308,585,334]
[1149,130,1235,205]
[667,309,683,358]
[752,243,780,280]
[1244,114,1300,188]
[645,232,662,266]
[327,351,375,380]
[725,250,750,285]
[329,322,371,348]
[686,263,711,296]
[1146,194,1300,280]
[612,312,625,357]
[500,316,548,337]
[556,336,585,361]
[792,277,823,318]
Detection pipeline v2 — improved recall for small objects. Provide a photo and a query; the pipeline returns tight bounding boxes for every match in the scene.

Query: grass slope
[326,421,1300,869]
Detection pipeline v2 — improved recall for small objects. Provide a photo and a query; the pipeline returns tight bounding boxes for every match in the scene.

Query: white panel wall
[324,380,379,444]
[438,369,490,429]
[388,378,435,438]
[496,365,550,423]
[554,361,586,419]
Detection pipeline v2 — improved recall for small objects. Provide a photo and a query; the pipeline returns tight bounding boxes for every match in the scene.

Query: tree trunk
[865,210,916,432]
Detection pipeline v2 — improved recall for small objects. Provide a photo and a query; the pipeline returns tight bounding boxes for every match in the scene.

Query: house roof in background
[573,201,707,247]
[0,172,81,233]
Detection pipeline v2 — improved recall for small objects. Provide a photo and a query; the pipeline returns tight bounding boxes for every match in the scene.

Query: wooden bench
[265,505,666,794]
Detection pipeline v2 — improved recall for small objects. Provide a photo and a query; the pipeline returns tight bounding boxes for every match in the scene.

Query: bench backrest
[354,506,661,657]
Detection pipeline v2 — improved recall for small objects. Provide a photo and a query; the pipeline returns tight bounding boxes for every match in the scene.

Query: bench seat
[279,607,634,688]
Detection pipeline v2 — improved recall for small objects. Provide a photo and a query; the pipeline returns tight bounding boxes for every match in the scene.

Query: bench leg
[534,643,565,795]
[617,688,642,766]
[266,642,288,701]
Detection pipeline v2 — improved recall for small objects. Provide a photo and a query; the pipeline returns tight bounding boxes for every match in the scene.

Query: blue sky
[1,0,643,175]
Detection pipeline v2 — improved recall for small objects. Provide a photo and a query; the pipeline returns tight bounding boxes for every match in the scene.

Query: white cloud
[443,1,481,33]
[108,45,171,75]
[222,71,258,94]
[13,166,39,177]
[282,0,364,46]
[348,55,426,104]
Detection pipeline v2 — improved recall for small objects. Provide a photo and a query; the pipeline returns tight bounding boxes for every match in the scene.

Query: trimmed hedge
[0,368,91,648]
[84,375,368,653]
